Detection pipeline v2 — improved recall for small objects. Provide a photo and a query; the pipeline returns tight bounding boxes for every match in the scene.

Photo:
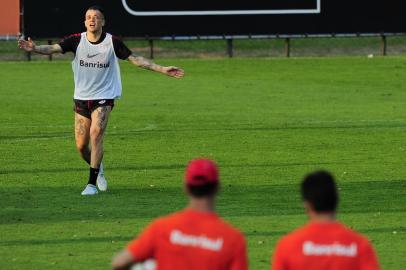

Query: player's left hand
[164,66,185,78]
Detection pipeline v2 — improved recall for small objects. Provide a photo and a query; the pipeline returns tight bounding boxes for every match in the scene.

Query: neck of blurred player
[86,29,103,43]
[309,210,336,222]
[188,197,215,213]
[305,202,336,222]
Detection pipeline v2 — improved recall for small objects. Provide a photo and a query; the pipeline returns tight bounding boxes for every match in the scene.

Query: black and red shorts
[73,99,114,119]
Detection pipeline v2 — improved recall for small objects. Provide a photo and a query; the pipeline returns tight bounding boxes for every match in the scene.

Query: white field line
[122,0,321,16]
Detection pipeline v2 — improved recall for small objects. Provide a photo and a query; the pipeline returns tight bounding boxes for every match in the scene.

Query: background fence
[1,0,406,60]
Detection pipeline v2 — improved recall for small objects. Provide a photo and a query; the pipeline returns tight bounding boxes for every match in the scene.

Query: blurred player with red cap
[271,170,380,270]
[112,158,248,270]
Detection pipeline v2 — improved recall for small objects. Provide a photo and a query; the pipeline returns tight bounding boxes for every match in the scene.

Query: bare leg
[90,106,111,169]
[75,113,91,164]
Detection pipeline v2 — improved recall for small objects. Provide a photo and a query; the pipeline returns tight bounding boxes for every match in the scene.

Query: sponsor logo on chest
[87,53,100,58]
[79,60,110,68]
[79,43,111,68]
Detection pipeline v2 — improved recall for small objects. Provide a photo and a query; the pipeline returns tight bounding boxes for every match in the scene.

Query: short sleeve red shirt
[272,221,380,270]
[127,209,247,270]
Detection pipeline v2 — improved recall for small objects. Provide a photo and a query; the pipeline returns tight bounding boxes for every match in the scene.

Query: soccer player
[271,170,380,270]
[17,6,184,195]
[112,159,248,270]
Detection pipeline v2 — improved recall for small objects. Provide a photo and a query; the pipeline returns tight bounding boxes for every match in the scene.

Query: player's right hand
[18,37,36,52]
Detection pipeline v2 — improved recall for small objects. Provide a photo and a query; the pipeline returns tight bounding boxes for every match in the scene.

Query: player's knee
[90,127,103,142]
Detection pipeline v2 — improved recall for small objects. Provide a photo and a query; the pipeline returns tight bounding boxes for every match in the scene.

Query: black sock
[88,167,99,186]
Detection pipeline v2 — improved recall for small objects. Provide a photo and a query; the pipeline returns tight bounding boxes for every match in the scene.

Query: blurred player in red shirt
[272,170,380,270]
[112,159,247,270]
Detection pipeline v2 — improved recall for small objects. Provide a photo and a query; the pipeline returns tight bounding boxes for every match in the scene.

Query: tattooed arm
[128,55,164,72]
[128,54,184,78]
[18,37,62,55]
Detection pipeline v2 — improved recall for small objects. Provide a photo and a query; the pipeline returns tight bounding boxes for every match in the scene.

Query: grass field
[0,57,406,269]
[2,36,406,60]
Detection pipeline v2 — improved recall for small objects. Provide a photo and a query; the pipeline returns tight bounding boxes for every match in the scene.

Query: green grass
[2,36,406,60]
[0,57,406,269]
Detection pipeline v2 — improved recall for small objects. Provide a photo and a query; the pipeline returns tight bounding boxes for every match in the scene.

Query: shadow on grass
[1,227,404,247]
[1,161,349,175]
[0,163,184,175]
[0,236,132,247]
[2,121,406,142]
[0,180,404,225]
[0,231,287,247]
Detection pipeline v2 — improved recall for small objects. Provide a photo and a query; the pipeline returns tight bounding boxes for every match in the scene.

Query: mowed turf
[0,57,406,269]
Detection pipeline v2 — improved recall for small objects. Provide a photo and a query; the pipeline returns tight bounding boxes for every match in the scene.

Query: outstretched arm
[128,54,184,78]
[18,37,62,55]
[112,250,134,270]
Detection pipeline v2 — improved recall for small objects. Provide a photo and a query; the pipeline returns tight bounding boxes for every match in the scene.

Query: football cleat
[97,163,108,191]
[81,184,98,195]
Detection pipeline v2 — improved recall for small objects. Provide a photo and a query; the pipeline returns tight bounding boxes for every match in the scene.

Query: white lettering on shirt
[170,230,223,252]
[303,241,358,257]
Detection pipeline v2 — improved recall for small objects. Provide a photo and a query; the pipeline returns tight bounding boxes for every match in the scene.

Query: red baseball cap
[185,158,219,186]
